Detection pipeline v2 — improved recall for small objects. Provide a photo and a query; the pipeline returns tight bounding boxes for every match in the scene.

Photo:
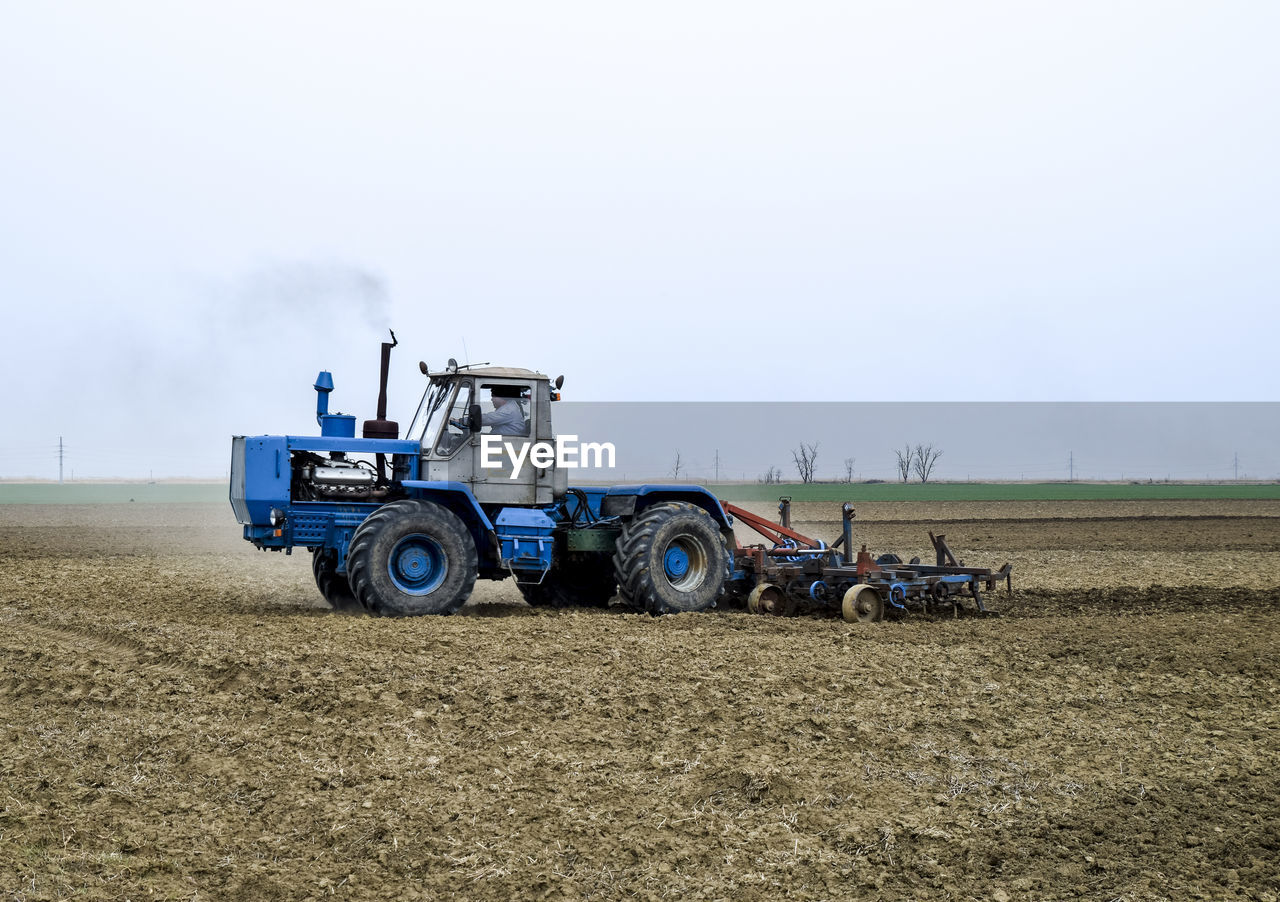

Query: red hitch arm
[722,502,824,549]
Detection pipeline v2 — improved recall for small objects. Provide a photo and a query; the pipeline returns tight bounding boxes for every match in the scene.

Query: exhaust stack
[363,330,400,440]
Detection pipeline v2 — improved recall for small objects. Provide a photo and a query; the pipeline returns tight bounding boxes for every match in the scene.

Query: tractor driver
[448,385,529,437]
[479,386,529,436]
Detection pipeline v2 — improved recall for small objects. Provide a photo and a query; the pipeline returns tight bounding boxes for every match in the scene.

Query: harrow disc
[841,584,883,624]
[747,583,789,616]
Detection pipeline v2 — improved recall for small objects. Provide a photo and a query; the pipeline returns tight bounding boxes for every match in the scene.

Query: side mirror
[468,403,483,433]
[554,375,565,389]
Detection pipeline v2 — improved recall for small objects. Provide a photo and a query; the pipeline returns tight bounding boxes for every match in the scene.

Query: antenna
[462,337,470,365]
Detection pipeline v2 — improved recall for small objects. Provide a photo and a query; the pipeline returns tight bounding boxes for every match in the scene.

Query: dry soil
[1,500,1277,901]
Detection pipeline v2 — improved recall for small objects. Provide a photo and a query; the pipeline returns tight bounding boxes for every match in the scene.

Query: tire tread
[613,501,728,614]
[346,499,478,616]
[312,548,364,612]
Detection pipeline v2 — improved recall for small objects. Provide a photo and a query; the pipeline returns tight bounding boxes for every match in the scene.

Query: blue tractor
[229,334,734,616]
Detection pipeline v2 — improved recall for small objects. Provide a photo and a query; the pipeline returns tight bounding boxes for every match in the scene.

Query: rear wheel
[311,547,363,613]
[614,502,729,614]
[346,499,478,616]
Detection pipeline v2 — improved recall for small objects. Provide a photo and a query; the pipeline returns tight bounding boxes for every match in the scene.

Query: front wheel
[346,500,478,616]
[614,502,729,614]
[311,547,364,613]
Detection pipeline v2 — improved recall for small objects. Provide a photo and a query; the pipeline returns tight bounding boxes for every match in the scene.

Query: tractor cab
[407,364,565,506]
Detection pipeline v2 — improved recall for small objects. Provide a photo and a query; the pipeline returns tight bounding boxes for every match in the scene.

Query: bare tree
[912,444,942,483]
[670,450,683,480]
[792,442,819,484]
[843,457,856,484]
[894,445,912,483]
[759,465,782,485]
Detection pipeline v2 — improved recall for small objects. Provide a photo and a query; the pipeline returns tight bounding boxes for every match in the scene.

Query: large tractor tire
[614,501,729,614]
[311,547,364,613]
[346,499,478,617]
[518,559,616,608]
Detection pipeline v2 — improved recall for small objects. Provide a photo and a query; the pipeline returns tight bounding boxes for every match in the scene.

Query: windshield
[433,381,474,457]
[407,380,454,446]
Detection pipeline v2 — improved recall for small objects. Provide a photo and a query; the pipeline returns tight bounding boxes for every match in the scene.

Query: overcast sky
[1,2,1276,479]
[553,402,1280,482]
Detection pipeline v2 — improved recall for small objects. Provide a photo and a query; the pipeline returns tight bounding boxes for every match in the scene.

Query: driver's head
[490,386,520,407]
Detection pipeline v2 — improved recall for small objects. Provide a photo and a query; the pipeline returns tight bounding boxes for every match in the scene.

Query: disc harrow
[724,498,1012,622]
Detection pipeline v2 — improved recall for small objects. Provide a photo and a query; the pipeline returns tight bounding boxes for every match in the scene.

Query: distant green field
[2,481,1277,506]
[707,482,1280,502]
[0,484,227,504]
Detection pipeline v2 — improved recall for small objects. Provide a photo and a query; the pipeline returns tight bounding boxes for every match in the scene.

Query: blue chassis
[230,435,731,575]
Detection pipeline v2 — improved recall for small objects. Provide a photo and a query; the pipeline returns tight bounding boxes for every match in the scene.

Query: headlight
[269,507,285,527]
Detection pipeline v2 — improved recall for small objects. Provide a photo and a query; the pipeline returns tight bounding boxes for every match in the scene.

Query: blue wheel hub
[664,545,690,579]
[388,534,448,595]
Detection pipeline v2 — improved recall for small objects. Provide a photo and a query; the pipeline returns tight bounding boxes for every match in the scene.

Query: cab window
[432,381,474,456]
[478,383,531,436]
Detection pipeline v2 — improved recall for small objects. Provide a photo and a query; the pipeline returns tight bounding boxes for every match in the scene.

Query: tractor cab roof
[434,366,547,381]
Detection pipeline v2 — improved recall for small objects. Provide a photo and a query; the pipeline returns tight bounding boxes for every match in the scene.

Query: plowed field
[2,501,1277,901]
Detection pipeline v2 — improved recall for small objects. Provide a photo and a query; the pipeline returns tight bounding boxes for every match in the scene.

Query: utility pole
[58,437,64,484]
[1069,450,1074,483]
[714,449,721,483]
[1234,452,1239,481]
